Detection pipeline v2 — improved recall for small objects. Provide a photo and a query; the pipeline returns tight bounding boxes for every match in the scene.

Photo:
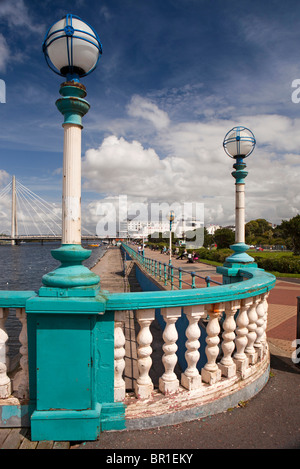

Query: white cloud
[127,95,170,130]
[81,96,300,229]
[0,0,44,34]
[0,34,9,72]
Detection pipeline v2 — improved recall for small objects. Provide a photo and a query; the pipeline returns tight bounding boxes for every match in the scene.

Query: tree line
[204,215,300,254]
[147,215,300,255]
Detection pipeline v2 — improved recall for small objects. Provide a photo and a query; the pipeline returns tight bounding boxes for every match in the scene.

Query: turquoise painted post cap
[42,244,100,291]
[56,81,90,127]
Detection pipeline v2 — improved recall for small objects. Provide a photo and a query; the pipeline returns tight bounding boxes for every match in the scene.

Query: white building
[120,217,204,240]
[206,224,221,235]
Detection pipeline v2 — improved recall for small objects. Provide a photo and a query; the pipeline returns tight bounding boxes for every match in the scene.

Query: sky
[0,0,299,235]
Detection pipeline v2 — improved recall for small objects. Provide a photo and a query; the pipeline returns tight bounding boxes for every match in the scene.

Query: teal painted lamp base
[217,243,257,284]
[225,242,254,264]
[41,244,100,295]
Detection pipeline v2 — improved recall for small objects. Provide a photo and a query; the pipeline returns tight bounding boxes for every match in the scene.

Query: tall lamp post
[168,210,175,265]
[218,126,256,282]
[41,14,102,293]
[28,14,110,443]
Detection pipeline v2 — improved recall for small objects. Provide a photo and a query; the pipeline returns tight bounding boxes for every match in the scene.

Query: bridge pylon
[11,175,17,246]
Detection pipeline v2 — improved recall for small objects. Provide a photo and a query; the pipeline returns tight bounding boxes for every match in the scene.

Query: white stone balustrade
[114,292,272,402]
[0,291,272,423]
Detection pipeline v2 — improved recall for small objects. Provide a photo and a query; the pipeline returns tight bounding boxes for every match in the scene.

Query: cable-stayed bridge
[0,176,100,245]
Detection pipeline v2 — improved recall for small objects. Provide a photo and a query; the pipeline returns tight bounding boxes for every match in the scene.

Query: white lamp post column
[62,124,82,245]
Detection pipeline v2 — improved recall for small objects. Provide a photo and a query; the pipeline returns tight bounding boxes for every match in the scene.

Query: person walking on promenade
[177,249,187,259]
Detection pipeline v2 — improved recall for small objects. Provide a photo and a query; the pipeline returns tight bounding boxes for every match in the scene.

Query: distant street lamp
[168,210,175,265]
[223,126,256,265]
[41,14,102,290]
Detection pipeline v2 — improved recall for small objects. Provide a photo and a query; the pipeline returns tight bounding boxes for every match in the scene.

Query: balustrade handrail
[0,290,36,307]
[106,244,276,311]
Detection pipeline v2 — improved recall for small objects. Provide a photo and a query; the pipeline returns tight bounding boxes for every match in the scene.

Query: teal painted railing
[121,243,221,289]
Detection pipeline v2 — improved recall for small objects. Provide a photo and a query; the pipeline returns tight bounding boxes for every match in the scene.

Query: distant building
[206,224,221,235]
[119,217,204,240]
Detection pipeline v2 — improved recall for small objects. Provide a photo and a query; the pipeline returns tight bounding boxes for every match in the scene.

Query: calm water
[0,242,106,359]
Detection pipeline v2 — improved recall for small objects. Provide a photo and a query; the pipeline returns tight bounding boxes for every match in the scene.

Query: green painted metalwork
[111,244,276,311]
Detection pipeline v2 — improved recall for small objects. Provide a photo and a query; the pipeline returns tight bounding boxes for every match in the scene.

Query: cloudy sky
[0,0,299,234]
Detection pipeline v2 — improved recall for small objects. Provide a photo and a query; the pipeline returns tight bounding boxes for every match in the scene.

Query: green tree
[213,228,235,249]
[203,227,214,248]
[278,215,300,255]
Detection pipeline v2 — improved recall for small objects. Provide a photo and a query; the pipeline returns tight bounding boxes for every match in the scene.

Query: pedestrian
[187,252,194,263]
[177,249,187,259]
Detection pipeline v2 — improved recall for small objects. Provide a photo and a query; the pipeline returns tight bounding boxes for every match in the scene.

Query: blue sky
[0,0,299,234]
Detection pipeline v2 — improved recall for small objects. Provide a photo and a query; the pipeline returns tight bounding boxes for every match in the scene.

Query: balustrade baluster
[245,296,259,364]
[218,300,239,378]
[181,305,205,390]
[201,303,224,385]
[234,298,251,376]
[0,307,11,398]
[134,309,155,399]
[13,308,29,399]
[261,292,269,355]
[254,294,265,361]
[159,307,181,394]
[114,311,126,402]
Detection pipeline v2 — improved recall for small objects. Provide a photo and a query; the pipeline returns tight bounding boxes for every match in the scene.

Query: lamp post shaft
[62,123,82,244]
[169,221,172,265]
[235,183,245,244]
